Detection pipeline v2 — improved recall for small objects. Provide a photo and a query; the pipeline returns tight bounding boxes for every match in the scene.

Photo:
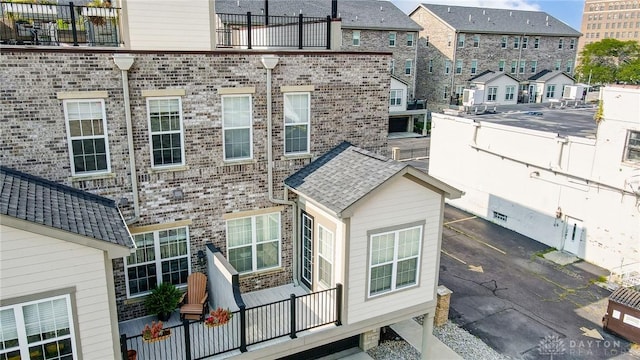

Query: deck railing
[0,1,121,46]
[121,284,342,360]
[216,12,331,49]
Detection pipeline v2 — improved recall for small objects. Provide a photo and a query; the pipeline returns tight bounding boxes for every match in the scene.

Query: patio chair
[179,272,209,321]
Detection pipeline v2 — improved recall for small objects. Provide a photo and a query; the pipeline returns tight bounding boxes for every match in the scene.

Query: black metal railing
[121,284,342,360]
[0,1,121,46]
[216,12,330,49]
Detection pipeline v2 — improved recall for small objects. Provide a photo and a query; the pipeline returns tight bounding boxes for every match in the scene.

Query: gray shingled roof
[285,142,408,215]
[0,166,133,248]
[418,3,580,36]
[216,0,422,31]
[468,70,518,83]
[528,70,575,82]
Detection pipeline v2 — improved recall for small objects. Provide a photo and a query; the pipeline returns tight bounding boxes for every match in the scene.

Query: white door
[563,216,583,255]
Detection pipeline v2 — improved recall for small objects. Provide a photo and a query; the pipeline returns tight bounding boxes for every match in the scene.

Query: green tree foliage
[576,39,640,85]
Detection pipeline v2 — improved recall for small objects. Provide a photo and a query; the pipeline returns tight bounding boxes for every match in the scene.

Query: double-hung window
[522,37,528,49]
[470,59,478,74]
[501,36,507,48]
[222,95,252,161]
[472,34,480,47]
[390,89,403,107]
[455,59,463,74]
[487,87,498,101]
[147,97,184,167]
[546,84,556,98]
[318,225,334,287]
[125,227,190,297]
[404,59,413,75]
[352,30,360,46]
[428,59,433,73]
[389,32,396,46]
[569,39,576,49]
[368,225,422,297]
[406,33,414,46]
[519,60,526,74]
[227,213,281,273]
[284,93,310,155]
[530,60,538,73]
[64,99,110,176]
[534,37,540,49]
[625,130,640,162]
[505,86,515,100]
[555,60,561,71]
[511,60,518,74]
[558,39,564,49]
[1,295,77,360]
[513,36,520,49]
[444,60,451,74]
[457,33,465,47]
[498,60,505,72]
[566,60,573,73]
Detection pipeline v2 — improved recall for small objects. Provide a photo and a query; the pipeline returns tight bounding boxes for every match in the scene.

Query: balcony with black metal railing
[0,1,122,47]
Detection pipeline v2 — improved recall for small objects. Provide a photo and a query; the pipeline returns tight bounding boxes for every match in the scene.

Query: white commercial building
[429,85,640,275]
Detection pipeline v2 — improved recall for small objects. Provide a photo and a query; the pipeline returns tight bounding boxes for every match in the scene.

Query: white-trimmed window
[519,60,526,74]
[457,33,465,47]
[318,225,334,287]
[125,227,190,297]
[513,36,520,48]
[472,34,480,47]
[389,32,396,46]
[407,33,414,46]
[147,97,185,167]
[390,59,395,74]
[368,225,422,297]
[624,130,640,162]
[1,295,77,360]
[487,87,498,101]
[569,38,576,49]
[226,213,281,273]
[511,60,517,74]
[522,37,528,49]
[222,95,253,161]
[404,59,413,75]
[455,59,463,74]
[505,86,515,100]
[390,89,403,106]
[352,30,360,46]
[63,99,110,176]
[501,36,507,48]
[555,60,561,71]
[530,60,538,73]
[546,84,556,98]
[284,93,310,155]
[428,59,433,73]
[558,39,564,49]
[443,86,449,100]
[498,60,505,72]
[470,59,477,74]
[566,60,573,73]
[534,37,540,48]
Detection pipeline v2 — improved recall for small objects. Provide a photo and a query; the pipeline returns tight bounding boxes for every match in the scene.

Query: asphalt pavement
[439,205,638,360]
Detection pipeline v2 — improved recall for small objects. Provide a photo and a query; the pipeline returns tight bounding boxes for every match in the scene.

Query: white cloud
[390,0,541,14]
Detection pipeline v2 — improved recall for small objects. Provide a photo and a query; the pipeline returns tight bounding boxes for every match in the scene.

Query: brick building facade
[579,0,640,56]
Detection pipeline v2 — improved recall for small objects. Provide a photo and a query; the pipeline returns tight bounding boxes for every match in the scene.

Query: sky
[390,0,585,31]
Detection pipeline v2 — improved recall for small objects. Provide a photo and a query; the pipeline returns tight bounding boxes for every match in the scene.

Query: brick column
[359,327,380,351]
[435,285,452,327]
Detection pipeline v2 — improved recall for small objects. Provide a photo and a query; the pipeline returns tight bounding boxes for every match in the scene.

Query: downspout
[261,55,299,286]
[113,54,140,224]
[450,30,457,106]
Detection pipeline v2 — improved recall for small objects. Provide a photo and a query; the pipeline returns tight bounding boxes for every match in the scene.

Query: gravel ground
[367,319,508,360]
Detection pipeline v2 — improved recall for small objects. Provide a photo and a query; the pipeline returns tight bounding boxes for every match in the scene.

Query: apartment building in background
[578,0,640,56]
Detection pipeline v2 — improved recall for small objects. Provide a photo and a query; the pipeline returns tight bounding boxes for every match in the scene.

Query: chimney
[331,0,337,19]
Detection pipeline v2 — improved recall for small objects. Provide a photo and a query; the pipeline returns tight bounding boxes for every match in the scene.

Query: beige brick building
[578,0,640,55]
[410,4,581,111]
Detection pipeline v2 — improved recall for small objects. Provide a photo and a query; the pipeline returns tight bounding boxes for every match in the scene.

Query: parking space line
[444,216,477,225]
[441,249,467,264]
[444,224,507,255]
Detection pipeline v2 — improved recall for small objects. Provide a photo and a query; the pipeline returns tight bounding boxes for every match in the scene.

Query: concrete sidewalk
[391,319,462,360]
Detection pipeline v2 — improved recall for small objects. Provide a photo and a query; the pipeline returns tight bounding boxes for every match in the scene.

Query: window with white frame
[624,130,640,162]
[470,59,477,74]
[226,213,281,273]
[569,38,576,49]
[455,59,463,74]
[487,87,498,101]
[501,36,507,48]
[318,225,334,287]
[566,60,573,73]
[472,34,480,47]
[534,37,540,48]
[390,89,403,106]
[0,295,76,360]
[390,59,395,75]
[368,225,422,297]
[530,60,538,73]
[519,60,526,74]
[404,59,413,75]
[443,86,449,100]
[505,85,515,100]
[513,36,520,48]
[125,227,190,297]
[147,97,184,167]
[498,60,505,72]
[284,93,310,155]
[444,60,451,74]
[522,37,528,49]
[457,33,465,47]
[546,84,556,98]
[352,30,360,46]
[406,33,414,46]
[555,60,561,70]
[558,39,564,49]
[389,32,396,46]
[511,60,517,74]
[428,59,433,73]
[64,99,110,176]
[222,95,252,161]
[455,85,465,100]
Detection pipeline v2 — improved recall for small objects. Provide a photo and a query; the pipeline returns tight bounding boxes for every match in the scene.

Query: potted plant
[204,307,233,328]
[82,0,116,26]
[141,321,171,343]
[144,282,182,321]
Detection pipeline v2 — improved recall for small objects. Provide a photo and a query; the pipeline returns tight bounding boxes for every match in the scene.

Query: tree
[576,39,640,85]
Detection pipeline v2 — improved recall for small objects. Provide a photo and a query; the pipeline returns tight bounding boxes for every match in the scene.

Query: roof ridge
[0,166,116,207]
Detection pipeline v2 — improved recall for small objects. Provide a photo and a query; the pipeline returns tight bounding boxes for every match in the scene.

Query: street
[439,205,638,360]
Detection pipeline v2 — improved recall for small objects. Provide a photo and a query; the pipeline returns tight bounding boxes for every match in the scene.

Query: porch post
[247,12,252,49]
[290,294,298,338]
[183,319,192,360]
[421,312,435,360]
[298,14,303,50]
[239,305,247,352]
[68,2,79,46]
[119,334,128,360]
[326,16,331,50]
[335,283,343,326]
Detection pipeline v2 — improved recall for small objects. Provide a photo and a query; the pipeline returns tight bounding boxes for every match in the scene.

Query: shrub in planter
[144,283,182,321]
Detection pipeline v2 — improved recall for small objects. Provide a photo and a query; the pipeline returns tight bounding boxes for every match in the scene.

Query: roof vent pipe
[510,11,512,16]
[483,9,486,15]
[527,19,530,24]
[469,14,471,22]
[447,6,450,12]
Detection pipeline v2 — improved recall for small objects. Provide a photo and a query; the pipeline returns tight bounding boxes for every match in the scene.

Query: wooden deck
[118,284,338,360]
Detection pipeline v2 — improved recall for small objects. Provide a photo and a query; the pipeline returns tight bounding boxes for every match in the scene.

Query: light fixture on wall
[197,250,207,266]
[173,188,184,200]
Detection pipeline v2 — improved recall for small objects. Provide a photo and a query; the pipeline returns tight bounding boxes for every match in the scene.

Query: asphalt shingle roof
[528,70,574,82]
[419,3,581,36]
[285,142,407,215]
[468,70,518,83]
[216,0,422,31]
[0,166,133,248]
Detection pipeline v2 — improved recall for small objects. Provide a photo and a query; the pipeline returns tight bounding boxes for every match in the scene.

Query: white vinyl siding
[147,97,185,167]
[318,225,334,287]
[125,227,190,297]
[222,95,253,161]
[63,100,110,176]
[284,93,310,155]
[226,213,281,274]
[0,225,118,359]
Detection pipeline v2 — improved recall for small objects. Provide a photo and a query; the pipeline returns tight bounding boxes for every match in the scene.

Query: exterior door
[528,84,536,103]
[301,212,314,289]
[563,216,583,255]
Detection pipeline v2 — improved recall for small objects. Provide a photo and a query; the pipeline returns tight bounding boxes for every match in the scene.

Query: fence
[216,12,330,49]
[0,1,121,46]
[391,147,430,161]
[121,284,342,360]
